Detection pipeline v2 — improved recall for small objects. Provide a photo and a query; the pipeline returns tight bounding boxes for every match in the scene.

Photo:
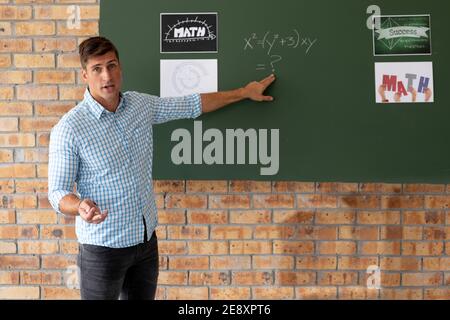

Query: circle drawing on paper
[172,61,207,95]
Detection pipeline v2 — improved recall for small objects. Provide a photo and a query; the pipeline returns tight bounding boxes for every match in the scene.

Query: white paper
[374,62,434,104]
[160,59,218,97]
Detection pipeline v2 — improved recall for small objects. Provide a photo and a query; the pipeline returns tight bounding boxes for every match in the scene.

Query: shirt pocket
[81,135,127,173]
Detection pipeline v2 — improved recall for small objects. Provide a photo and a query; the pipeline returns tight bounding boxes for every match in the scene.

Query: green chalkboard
[100,0,450,182]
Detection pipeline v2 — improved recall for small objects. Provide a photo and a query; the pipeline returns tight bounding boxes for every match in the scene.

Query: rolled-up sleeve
[48,122,79,214]
[135,92,203,124]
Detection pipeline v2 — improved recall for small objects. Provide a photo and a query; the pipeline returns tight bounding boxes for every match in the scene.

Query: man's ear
[81,68,88,83]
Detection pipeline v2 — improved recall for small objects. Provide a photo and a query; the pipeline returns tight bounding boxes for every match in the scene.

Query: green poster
[373,15,431,56]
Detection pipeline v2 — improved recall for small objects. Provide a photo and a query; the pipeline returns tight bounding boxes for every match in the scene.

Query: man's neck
[89,89,120,112]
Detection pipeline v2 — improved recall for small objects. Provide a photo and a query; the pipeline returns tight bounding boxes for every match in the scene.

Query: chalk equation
[243,29,318,72]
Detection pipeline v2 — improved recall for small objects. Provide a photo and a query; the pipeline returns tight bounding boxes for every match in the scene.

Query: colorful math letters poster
[375,62,434,104]
[373,15,431,56]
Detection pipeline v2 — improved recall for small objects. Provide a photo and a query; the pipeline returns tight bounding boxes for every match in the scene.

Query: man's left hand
[243,74,276,102]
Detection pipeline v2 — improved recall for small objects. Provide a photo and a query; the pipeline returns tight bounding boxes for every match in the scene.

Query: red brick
[272,181,314,193]
[359,183,402,193]
[0,180,14,193]
[15,21,55,36]
[276,271,316,285]
[424,289,450,300]
[230,181,271,192]
[231,271,273,285]
[0,225,38,239]
[159,240,186,255]
[402,242,444,256]
[187,210,227,224]
[380,226,423,240]
[273,241,314,254]
[166,287,208,300]
[0,255,39,269]
[380,257,421,271]
[169,257,209,270]
[188,241,228,255]
[0,135,35,148]
[339,287,378,300]
[404,184,445,193]
[41,255,77,269]
[339,226,378,240]
[423,257,450,271]
[189,271,230,285]
[16,85,57,100]
[35,102,75,116]
[296,226,337,240]
[0,6,32,20]
[423,227,447,240]
[186,180,227,193]
[273,210,314,224]
[402,273,442,286]
[210,256,251,270]
[319,241,357,255]
[167,226,208,240]
[404,211,445,224]
[211,226,252,239]
[318,271,358,285]
[252,256,294,269]
[296,287,337,300]
[339,196,380,209]
[253,194,294,208]
[34,38,77,53]
[0,102,32,116]
[360,241,401,255]
[338,257,378,270]
[317,182,358,193]
[425,196,450,209]
[210,287,251,300]
[209,195,250,209]
[21,271,61,285]
[229,210,271,224]
[0,286,39,300]
[1,194,37,208]
[35,70,75,84]
[40,226,76,240]
[166,195,207,209]
[254,226,295,239]
[157,210,185,224]
[18,241,58,254]
[0,39,32,52]
[252,287,294,300]
[316,210,355,224]
[153,180,184,193]
[42,287,79,300]
[230,241,271,254]
[157,271,187,285]
[297,256,337,270]
[0,210,15,224]
[357,211,401,224]
[0,271,19,285]
[382,196,424,209]
[381,289,423,300]
[297,194,337,208]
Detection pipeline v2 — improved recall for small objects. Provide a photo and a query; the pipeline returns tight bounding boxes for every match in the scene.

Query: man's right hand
[78,199,108,224]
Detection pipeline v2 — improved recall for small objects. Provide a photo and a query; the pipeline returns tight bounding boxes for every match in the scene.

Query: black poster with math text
[161,13,218,53]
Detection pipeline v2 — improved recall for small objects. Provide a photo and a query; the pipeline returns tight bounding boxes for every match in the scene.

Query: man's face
[81,51,122,106]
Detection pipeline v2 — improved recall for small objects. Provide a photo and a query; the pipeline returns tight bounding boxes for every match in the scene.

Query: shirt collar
[83,88,124,120]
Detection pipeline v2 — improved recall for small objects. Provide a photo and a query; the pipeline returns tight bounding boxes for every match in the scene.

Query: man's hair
[78,36,120,69]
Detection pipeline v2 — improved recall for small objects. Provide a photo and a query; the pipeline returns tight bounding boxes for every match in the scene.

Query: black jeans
[78,230,159,300]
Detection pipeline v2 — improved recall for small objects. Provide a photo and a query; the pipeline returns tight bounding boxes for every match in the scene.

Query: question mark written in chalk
[270,55,282,72]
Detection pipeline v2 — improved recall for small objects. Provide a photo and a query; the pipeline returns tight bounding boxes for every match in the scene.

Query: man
[48,36,275,300]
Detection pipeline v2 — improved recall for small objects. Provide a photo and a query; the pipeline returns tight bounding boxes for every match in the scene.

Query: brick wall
[0,1,449,300]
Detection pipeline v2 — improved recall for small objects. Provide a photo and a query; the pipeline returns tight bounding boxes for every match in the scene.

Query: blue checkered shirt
[48,89,202,248]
